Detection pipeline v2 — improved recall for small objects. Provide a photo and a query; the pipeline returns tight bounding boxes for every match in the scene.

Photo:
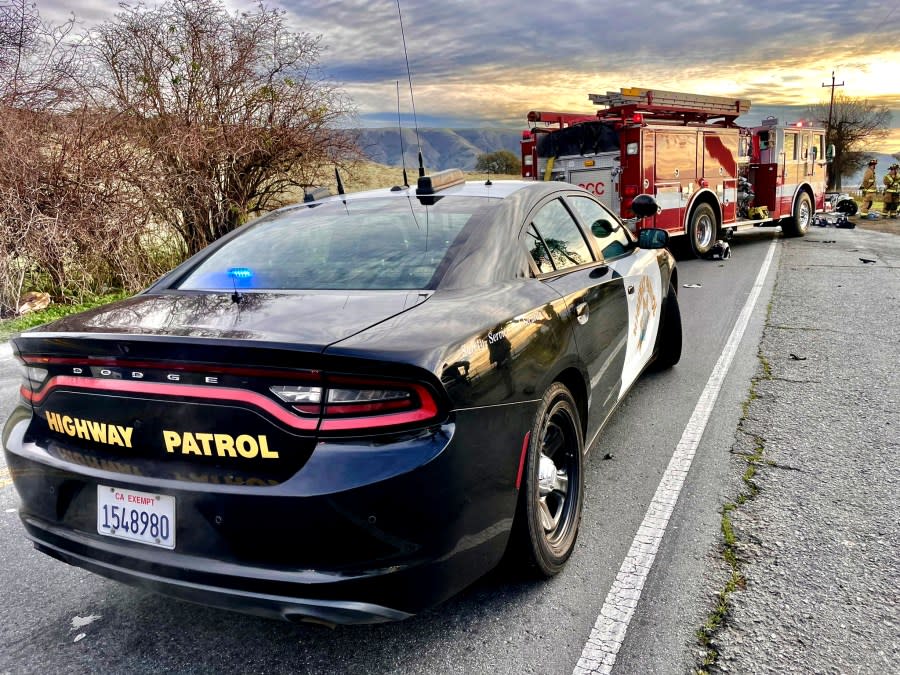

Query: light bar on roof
[416,169,466,196]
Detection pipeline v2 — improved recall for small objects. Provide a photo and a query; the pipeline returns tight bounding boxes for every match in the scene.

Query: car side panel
[542,264,629,445]
[609,248,666,396]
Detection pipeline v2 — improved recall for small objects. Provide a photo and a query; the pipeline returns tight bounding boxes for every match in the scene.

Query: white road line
[574,239,778,674]
[0,342,11,360]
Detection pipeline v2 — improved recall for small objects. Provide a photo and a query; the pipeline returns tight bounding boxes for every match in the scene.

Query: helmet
[868,159,878,165]
[891,163,900,170]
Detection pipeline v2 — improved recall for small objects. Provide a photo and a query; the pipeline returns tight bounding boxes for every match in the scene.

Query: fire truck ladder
[589,87,751,125]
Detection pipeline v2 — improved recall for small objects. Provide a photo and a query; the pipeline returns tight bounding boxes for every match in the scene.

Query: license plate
[97,485,175,549]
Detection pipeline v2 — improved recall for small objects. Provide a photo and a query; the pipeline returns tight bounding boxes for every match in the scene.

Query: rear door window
[526,198,594,273]
[567,195,632,260]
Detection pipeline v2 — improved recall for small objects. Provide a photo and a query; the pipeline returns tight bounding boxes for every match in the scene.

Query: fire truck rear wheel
[783,192,813,237]
[687,203,718,257]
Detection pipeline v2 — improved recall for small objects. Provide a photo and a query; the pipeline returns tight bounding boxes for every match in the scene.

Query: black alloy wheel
[508,382,584,577]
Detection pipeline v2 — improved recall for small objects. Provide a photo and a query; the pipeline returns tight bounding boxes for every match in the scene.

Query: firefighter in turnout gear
[859,159,878,215]
[884,164,900,219]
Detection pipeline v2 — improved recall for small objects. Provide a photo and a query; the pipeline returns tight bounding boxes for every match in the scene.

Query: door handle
[589,265,609,278]
[575,301,589,325]
[627,285,635,295]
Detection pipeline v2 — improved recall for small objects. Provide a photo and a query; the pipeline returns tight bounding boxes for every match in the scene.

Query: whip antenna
[396,0,422,173]
[397,80,409,187]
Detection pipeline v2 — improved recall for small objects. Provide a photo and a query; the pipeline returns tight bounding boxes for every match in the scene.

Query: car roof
[312,178,555,203]
[150,176,604,294]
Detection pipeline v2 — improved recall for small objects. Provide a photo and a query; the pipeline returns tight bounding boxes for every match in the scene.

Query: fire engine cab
[521,88,828,257]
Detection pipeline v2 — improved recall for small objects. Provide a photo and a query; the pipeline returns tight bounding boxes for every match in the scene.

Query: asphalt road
[0,228,821,675]
[703,224,900,674]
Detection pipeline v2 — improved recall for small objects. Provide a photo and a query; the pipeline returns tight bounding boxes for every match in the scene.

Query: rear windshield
[177,196,494,291]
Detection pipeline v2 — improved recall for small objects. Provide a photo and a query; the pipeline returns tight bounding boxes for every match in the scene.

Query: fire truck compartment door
[569,167,619,212]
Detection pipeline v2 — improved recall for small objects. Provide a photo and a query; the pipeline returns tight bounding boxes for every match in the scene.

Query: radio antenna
[396,0,422,174]
[396,80,409,188]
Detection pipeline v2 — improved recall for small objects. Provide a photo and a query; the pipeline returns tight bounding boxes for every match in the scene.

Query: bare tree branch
[807,94,892,190]
[85,0,360,254]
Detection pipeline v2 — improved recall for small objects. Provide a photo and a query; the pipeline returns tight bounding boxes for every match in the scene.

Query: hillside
[355,128,521,171]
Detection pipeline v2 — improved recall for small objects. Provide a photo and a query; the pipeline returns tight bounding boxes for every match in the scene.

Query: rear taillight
[270,385,322,414]
[269,375,441,432]
[16,357,47,400]
[18,354,443,435]
[24,365,48,387]
[324,387,412,416]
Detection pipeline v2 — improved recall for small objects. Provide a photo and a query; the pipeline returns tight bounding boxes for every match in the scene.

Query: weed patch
[695,352,770,673]
[0,292,130,341]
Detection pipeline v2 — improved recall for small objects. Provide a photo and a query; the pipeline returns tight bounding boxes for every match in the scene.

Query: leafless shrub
[0,0,357,315]
[85,0,360,255]
[0,1,179,314]
[0,105,177,313]
[0,0,78,110]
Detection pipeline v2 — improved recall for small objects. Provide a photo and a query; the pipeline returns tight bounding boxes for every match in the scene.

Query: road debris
[70,615,101,631]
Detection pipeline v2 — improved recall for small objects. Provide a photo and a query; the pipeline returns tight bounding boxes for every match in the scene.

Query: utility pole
[822,71,844,189]
[821,71,844,142]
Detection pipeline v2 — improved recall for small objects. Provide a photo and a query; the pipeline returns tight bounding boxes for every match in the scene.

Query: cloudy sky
[41,0,900,150]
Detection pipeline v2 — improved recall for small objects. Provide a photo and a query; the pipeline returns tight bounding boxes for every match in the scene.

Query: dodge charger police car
[3,169,681,624]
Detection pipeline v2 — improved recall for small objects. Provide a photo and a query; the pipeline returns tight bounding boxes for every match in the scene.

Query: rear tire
[687,203,718,258]
[507,382,584,577]
[783,191,812,237]
[649,282,682,371]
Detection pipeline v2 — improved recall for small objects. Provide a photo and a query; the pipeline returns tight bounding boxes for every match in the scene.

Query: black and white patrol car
[3,169,681,624]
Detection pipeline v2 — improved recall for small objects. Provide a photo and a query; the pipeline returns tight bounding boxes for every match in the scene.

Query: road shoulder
[697,228,900,672]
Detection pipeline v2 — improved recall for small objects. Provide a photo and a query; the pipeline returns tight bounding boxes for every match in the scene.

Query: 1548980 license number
[96,485,176,549]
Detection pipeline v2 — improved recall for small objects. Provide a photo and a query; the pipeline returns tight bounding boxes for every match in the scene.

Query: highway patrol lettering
[45,411,134,448]
[163,431,278,459]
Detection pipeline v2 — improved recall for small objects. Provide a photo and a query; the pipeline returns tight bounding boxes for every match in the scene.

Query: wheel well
[689,192,721,229]
[554,367,588,435]
[796,185,814,212]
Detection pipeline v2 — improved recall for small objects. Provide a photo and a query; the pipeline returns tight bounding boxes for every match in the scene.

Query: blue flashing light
[228,267,254,280]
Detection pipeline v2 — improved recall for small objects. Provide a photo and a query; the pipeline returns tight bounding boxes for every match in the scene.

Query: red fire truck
[521,88,829,257]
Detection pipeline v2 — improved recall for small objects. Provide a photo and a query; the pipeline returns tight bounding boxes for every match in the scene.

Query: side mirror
[590,219,619,238]
[810,146,818,161]
[638,228,669,249]
[826,144,835,162]
[631,194,660,219]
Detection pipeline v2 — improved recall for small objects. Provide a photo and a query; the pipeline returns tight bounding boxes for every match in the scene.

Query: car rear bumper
[4,402,538,622]
[27,518,413,624]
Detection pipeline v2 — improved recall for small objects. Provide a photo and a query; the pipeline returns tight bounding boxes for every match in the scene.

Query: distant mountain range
[354,128,899,189]
[355,128,521,171]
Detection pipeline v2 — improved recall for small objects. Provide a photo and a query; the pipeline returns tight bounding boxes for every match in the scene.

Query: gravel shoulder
[853,217,900,236]
[699,227,900,673]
